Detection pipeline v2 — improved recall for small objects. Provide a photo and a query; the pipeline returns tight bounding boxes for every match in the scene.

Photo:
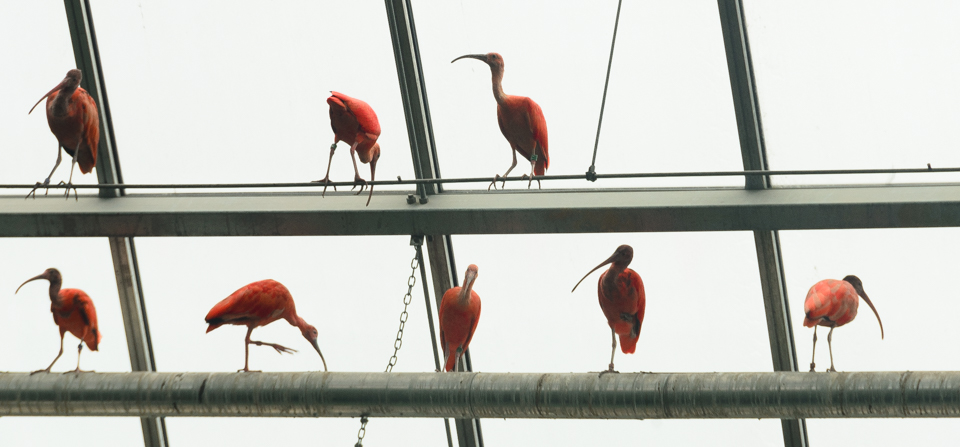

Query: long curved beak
[29,81,67,115]
[366,150,378,207]
[571,253,616,293]
[311,339,328,372]
[860,292,884,339]
[451,54,486,64]
[16,274,46,294]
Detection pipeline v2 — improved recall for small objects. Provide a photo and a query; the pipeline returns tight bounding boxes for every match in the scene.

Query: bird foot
[809,363,817,372]
[67,368,93,374]
[252,341,297,355]
[238,368,263,373]
[826,366,837,373]
[487,175,502,191]
[599,365,619,376]
[312,177,337,196]
[58,181,78,201]
[351,176,367,194]
[25,179,53,200]
[520,174,541,189]
[30,368,53,375]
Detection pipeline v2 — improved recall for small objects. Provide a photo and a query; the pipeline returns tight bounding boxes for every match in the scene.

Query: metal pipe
[1,371,959,419]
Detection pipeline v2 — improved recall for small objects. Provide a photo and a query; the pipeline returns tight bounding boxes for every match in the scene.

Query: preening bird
[439,264,481,372]
[16,268,101,373]
[452,52,549,190]
[804,275,883,372]
[205,279,327,372]
[314,91,381,206]
[572,245,645,374]
[28,69,100,200]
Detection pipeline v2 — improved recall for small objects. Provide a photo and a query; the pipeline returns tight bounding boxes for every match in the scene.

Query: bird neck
[490,67,506,103]
[47,280,63,304]
[600,264,627,295]
[50,87,77,117]
[458,284,474,305]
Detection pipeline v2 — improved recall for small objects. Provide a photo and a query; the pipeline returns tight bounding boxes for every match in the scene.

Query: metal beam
[63,2,166,446]
[3,371,960,419]
[385,0,481,445]
[718,1,807,445]
[4,184,960,237]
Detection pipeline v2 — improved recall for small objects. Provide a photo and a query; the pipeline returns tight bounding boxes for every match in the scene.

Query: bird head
[571,245,634,292]
[451,52,505,71]
[843,275,884,339]
[16,268,62,294]
[30,69,83,115]
[460,264,479,299]
[299,323,328,371]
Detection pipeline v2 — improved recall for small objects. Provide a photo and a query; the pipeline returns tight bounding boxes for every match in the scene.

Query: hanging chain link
[386,255,418,373]
[355,236,422,446]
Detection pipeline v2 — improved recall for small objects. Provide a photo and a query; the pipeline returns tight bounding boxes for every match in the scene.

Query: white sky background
[1,0,959,446]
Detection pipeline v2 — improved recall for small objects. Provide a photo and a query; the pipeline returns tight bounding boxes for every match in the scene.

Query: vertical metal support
[718,1,808,447]
[64,2,167,446]
[385,1,482,446]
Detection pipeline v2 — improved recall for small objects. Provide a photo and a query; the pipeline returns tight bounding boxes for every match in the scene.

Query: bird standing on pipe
[28,69,100,200]
[452,52,549,190]
[804,275,883,372]
[439,264,481,371]
[314,91,381,206]
[16,268,101,373]
[572,245,645,374]
[205,279,327,372]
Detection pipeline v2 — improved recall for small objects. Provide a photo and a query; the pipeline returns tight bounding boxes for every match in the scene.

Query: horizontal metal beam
[3,184,960,237]
[1,371,959,419]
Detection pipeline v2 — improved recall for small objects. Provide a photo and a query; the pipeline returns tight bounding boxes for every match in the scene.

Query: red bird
[438,264,481,372]
[314,91,381,206]
[28,69,100,200]
[205,279,327,372]
[16,268,101,373]
[452,52,549,190]
[572,245,645,374]
[804,275,883,372]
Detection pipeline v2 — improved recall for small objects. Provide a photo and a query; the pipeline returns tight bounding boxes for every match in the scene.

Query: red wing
[460,292,481,352]
[330,91,381,137]
[78,89,99,174]
[74,292,101,350]
[630,272,645,334]
[523,98,549,174]
[205,281,288,329]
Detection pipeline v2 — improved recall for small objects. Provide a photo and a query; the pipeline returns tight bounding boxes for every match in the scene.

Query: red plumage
[453,52,549,189]
[28,69,99,199]
[205,279,327,372]
[16,268,101,373]
[315,91,382,206]
[803,275,883,372]
[573,245,645,373]
[438,265,481,372]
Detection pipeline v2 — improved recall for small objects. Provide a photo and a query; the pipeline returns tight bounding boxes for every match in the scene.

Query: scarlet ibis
[452,52,549,190]
[313,91,381,206]
[16,268,101,373]
[438,264,481,372]
[804,275,883,372]
[205,279,327,372]
[572,245,645,374]
[28,69,100,200]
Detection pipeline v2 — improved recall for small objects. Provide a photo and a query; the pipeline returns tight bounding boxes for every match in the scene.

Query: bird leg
[32,333,65,374]
[69,341,92,373]
[520,153,541,189]
[809,326,818,372]
[599,328,619,376]
[312,143,338,196]
[826,327,836,372]
[454,347,464,372]
[489,149,519,190]
[348,143,368,193]
[26,145,63,199]
[61,152,78,201]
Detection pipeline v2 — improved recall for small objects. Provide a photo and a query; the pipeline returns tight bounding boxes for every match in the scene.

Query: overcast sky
[2,1,960,446]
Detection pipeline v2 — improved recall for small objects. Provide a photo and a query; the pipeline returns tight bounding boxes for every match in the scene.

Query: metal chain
[355,238,422,446]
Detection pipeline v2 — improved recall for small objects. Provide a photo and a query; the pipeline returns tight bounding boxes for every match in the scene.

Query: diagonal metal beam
[718,1,808,446]
[385,1,481,446]
[63,2,167,446]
